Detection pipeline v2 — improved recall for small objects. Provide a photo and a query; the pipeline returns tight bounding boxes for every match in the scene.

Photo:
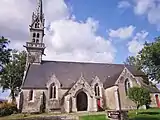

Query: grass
[79,108,160,120]
[1,108,160,120]
[129,108,160,120]
[79,114,107,120]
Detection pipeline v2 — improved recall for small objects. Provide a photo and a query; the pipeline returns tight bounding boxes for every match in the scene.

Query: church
[18,0,160,113]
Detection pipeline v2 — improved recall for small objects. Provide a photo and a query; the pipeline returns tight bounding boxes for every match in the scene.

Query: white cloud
[0,0,116,63]
[134,0,155,15]
[127,31,148,55]
[118,1,131,8]
[44,18,116,63]
[109,25,135,40]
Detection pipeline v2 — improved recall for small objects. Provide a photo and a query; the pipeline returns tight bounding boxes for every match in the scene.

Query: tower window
[37,33,40,38]
[94,83,100,97]
[49,83,56,99]
[33,33,36,37]
[32,39,35,43]
[36,39,39,43]
[29,90,33,101]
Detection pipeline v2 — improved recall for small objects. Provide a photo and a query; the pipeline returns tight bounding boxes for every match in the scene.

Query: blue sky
[66,0,160,63]
[0,0,160,99]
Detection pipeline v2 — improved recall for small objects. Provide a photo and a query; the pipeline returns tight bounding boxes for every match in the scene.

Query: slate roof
[22,60,145,89]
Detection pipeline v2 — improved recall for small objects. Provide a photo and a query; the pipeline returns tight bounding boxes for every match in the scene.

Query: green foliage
[0,102,17,117]
[0,36,11,70]
[0,50,27,102]
[125,37,160,83]
[138,37,160,83]
[128,87,151,110]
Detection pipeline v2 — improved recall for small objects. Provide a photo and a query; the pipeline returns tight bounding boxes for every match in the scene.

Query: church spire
[24,0,45,65]
[36,0,43,22]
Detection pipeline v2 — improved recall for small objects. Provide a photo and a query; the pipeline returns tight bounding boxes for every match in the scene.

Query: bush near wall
[0,102,18,116]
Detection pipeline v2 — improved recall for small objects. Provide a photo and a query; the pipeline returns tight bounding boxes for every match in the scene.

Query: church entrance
[76,91,88,111]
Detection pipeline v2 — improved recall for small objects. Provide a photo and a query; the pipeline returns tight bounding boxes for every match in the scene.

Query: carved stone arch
[68,74,94,98]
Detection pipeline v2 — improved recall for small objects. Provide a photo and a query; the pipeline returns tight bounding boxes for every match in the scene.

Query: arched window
[29,90,33,101]
[125,79,131,95]
[37,33,40,38]
[94,83,100,97]
[35,23,39,28]
[36,39,39,43]
[33,33,36,37]
[49,83,56,99]
[32,39,35,43]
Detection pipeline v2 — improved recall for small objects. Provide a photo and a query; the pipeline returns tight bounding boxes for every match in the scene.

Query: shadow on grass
[140,112,160,115]
[130,116,160,120]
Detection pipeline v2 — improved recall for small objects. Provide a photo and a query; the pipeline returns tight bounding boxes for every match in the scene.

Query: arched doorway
[76,91,88,111]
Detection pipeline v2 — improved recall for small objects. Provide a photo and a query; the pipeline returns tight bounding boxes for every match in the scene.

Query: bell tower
[24,0,45,64]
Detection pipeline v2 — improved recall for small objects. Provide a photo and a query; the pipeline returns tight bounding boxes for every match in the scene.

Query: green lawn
[79,114,107,120]
[129,108,160,120]
[79,108,160,120]
[1,108,160,120]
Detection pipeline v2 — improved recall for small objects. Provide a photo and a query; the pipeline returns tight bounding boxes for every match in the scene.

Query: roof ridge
[42,60,124,66]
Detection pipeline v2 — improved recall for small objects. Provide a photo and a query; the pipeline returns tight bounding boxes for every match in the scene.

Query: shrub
[0,102,18,116]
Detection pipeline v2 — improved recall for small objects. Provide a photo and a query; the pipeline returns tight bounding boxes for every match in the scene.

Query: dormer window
[49,83,56,99]
[94,83,100,97]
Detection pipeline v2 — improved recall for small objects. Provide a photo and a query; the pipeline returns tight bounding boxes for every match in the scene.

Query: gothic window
[29,90,33,101]
[94,83,100,97]
[49,83,56,99]
[36,39,39,43]
[125,79,131,95]
[37,33,40,38]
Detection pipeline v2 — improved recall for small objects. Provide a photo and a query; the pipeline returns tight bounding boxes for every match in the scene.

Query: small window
[94,83,100,97]
[29,90,33,101]
[37,33,40,38]
[36,39,39,43]
[125,79,131,95]
[49,83,56,99]
[33,33,36,37]
[32,39,35,43]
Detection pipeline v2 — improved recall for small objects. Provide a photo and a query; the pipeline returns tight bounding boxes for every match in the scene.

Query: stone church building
[18,0,160,113]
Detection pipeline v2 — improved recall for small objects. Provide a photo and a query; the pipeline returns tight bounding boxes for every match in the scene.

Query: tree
[128,87,151,113]
[0,36,11,70]
[138,37,160,83]
[125,37,160,83]
[0,50,26,103]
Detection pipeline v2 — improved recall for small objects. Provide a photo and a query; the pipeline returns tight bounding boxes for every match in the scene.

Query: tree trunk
[11,89,16,103]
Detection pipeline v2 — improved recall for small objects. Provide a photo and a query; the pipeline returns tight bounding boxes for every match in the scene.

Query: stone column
[114,85,121,111]
[72,97,77,112]
[64,95,70,113]
[92,97,97,112]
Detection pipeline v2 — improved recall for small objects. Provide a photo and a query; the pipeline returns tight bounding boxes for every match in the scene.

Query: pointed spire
[36,0,43,22]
